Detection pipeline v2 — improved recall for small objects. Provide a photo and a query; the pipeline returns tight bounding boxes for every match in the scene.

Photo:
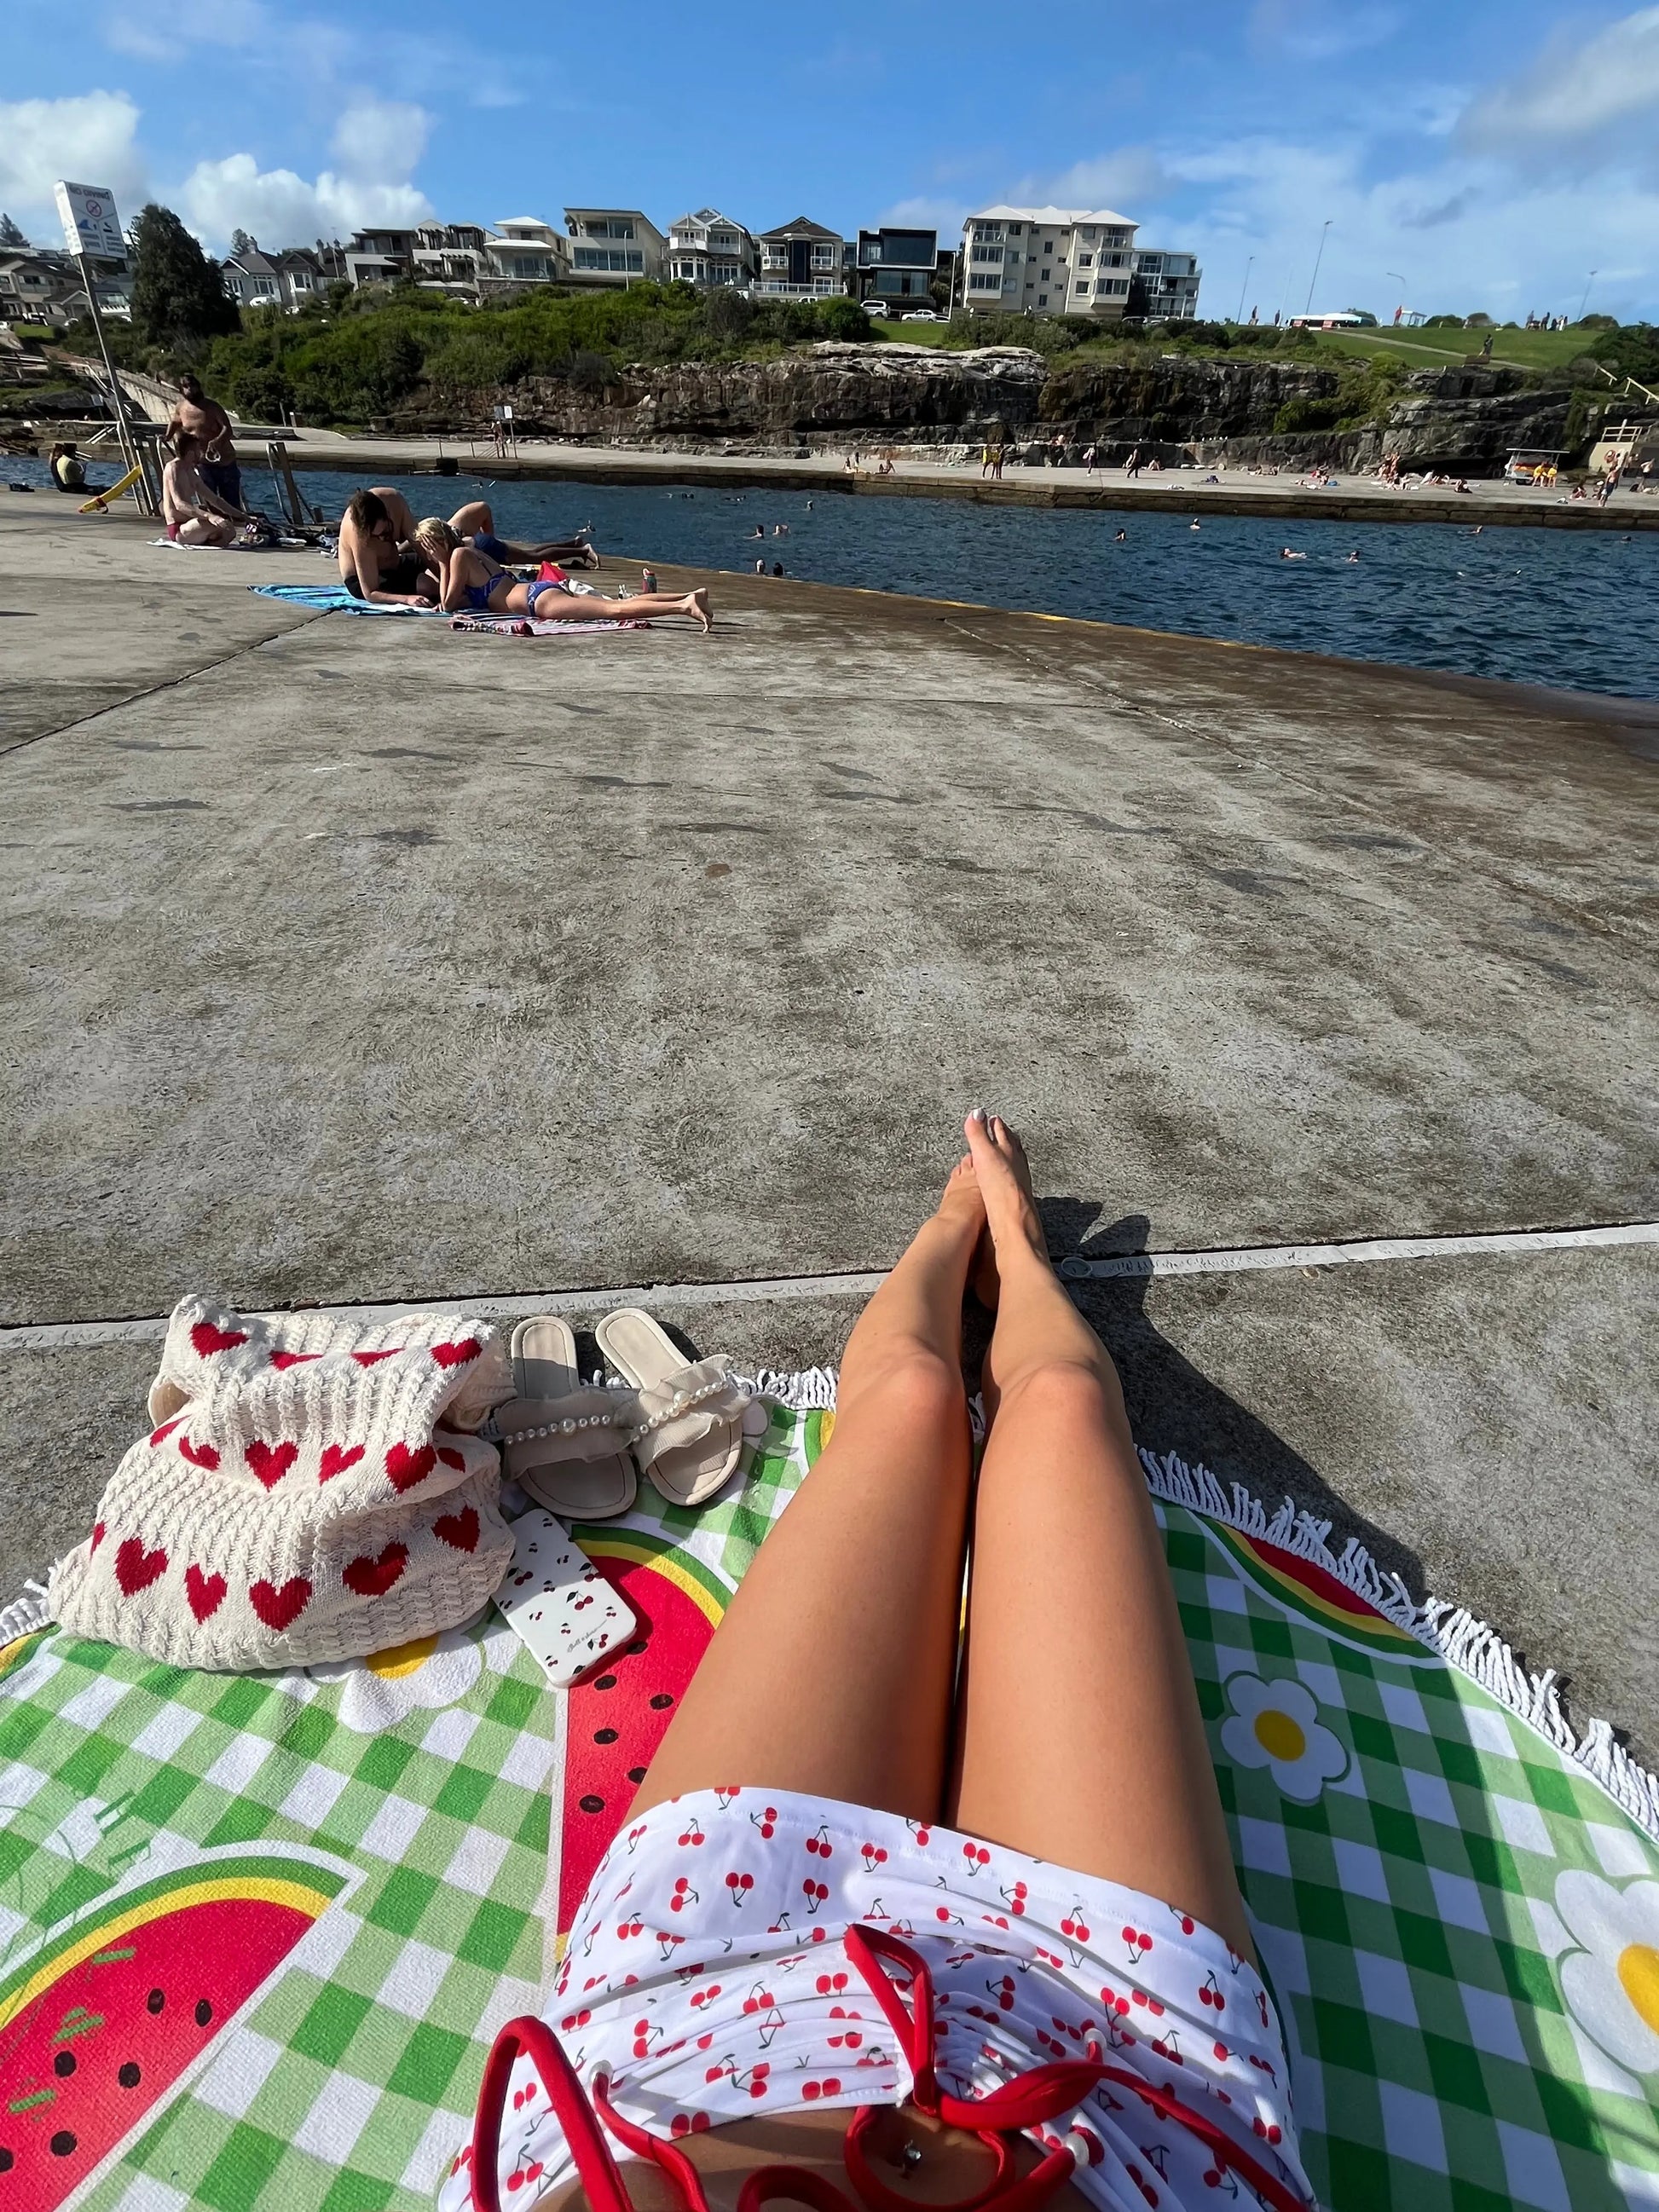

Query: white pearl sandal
[496,1316,638,1521]
[593,1308,752,1509]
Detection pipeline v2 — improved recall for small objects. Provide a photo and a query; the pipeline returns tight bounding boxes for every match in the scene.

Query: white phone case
[492,1510,639,1688]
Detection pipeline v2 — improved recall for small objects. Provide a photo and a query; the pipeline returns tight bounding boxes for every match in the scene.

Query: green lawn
[870,316,1608,377]
[1318,326,1601,373]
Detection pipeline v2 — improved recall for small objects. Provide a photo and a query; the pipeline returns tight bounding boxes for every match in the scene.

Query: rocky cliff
[486,344,1577,473]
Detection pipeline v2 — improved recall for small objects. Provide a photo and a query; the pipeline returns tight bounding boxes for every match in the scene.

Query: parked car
[901,309,938,322]
[863,301,888,318]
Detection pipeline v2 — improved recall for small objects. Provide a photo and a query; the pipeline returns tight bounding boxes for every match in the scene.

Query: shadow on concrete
[1040,1199,1429,1603]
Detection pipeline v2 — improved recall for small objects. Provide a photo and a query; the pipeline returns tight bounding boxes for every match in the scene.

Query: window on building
[1075,280,1090,294]
[1041,269,1051,281]
[968,273,1001,292]
[1038,293,1048,306]
[1078,253,1092,267]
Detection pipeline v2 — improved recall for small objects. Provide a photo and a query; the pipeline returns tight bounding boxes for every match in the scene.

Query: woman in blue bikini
[415,520,711,632]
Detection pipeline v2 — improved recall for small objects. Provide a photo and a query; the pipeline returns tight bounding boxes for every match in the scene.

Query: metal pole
[1304,222,1331,315]
[1234,255,1254,324]
[78,250,154,515]
[1578,269,1598,321]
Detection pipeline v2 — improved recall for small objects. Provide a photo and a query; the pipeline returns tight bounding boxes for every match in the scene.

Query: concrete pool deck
[2,498,1656,1760]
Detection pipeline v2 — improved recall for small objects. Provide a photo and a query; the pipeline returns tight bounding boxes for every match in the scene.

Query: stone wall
[461,344,1579,474]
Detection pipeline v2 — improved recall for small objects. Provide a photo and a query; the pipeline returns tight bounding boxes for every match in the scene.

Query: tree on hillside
[230,228,256,258]
[129,204,240,353]
[0,213,28,249]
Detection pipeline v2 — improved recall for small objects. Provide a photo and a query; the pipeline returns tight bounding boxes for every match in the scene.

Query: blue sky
[3,1,1657,323]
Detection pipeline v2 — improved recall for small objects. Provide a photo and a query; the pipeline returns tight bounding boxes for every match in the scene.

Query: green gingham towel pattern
[572,1399,1659,2212]
[5,1390,1659,2209]
[0,1608,560,2211]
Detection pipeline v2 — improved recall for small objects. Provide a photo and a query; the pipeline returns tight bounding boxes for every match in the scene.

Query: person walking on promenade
[981,443,993,478]
[166,373,244,511]
[1124,445,1143,479]
[454,1112,1309,2212]
[992,443,1006,479]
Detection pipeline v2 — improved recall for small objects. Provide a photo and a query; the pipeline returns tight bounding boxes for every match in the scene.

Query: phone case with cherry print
[492,1508,638,1687]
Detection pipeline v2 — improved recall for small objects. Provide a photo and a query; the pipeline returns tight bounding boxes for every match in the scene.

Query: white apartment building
[563,209,666,286]
[488,218,570,288]
[958,205,1200,320]
[667,210,756,288]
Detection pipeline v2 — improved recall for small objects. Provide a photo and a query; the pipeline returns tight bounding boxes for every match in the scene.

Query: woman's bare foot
[963,1111,1049,1273]
[688,589,713,633]
[935,1152,986,1242]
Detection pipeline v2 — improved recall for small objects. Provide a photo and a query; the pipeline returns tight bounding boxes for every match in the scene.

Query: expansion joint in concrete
[3,1220,1652,1354]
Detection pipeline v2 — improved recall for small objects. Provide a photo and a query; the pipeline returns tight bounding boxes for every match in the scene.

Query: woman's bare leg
[513,586,711,632]
[631,1161,981,1822]
[947,1114,1254,1960]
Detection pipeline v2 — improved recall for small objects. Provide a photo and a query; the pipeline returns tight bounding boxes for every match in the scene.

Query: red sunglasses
[467,1925,1306,2212]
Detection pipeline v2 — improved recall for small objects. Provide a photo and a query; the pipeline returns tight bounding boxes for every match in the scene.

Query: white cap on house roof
[968,205,1136,227]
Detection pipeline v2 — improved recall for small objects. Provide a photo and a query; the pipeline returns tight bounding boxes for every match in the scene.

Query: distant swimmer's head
[414,517,460,567]
[345,488,393,540]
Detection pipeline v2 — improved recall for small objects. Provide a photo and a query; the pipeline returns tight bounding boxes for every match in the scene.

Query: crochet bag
[51,1296,516,1671]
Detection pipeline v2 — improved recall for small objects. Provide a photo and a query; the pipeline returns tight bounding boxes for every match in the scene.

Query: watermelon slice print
[0,1845,351,2208]
[556,1533,728,1938]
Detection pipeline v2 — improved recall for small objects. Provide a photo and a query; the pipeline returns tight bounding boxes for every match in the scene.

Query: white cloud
[1036,146,1176,216]
[1460,6,1659,165]
[0,91,148,238]
[1250,0,1402,60]
[104,0,268,61]
[1165,131,1658,323]
[177,150,433,251]
[330,100,430,182]
[876,193,972,236]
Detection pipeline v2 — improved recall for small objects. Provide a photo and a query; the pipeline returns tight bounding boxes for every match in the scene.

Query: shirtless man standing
[166,374,243,511]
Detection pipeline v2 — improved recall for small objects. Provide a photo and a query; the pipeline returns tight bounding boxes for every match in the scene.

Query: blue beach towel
[250,583,443,615]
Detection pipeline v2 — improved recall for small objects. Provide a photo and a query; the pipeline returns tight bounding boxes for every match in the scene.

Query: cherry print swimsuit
[442,1789,1309,2212]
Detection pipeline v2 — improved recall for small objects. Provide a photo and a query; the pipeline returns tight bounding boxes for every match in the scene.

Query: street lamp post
[1578,269,1598,321]
[1304,220,1332,315]
[1386,271,1408,322]
[1234,255,1254,324]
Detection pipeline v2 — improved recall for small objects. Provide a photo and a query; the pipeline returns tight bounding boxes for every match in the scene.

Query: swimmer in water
[754,558,766,572]
[750,526,766,538]
[1344,550,1360,563]
[773,523,789,535]
[1114,528,1127,543]
[1280,547,1307,560]
[1189,519,1201,531]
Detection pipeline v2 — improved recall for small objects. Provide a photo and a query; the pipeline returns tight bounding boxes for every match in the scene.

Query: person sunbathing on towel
[446,1112,1309,2212]
[161,431,252,546]
[415,519,711,632]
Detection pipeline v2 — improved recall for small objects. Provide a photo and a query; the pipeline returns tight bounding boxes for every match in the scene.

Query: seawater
[15,456,1657,700]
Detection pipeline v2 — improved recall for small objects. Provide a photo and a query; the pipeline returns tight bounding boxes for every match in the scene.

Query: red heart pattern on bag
[149,1418,182,1448]
[437,1446,466,1472]
[270,1350,320,1371]
[351,1348,398,1368]
[185,1565,227,1621]
[115,1539,169,1597]
[431,1339,481,1368]
[90,1522,106,1552]
[385,1441,436,1493]
[190,1320,248,1358]
[343,1542,408,1597]
[178,1435,220,1472]
[245,1440,299,1491]
[318,1442,365,1483]
[249,1576,311,1632]
[434,1506,480,1553]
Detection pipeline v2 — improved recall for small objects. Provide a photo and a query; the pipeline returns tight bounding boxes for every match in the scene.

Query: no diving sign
[55,182,125,260]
